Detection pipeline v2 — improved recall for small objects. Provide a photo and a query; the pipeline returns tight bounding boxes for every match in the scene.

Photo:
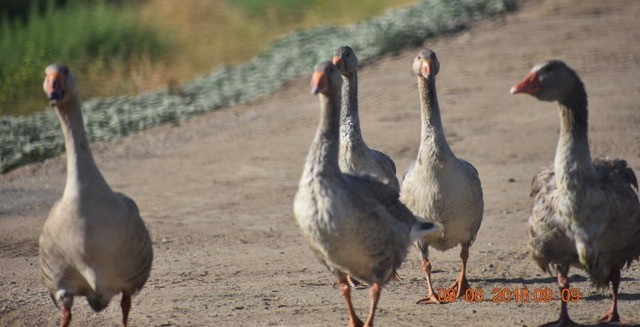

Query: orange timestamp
[436,287,581,304]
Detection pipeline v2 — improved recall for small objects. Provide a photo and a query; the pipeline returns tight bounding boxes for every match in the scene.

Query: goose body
[400,49,484,304]
[39,64,153,327]
[512,60,640,325]
[293,61,438,327]
[332,46,399,191]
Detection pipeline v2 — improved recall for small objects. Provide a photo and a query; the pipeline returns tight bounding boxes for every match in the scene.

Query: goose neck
[55,95,111,200]
[304,92,342,178]
[418,77,451,160]
[554,83,594,192]
[340,73,365,147]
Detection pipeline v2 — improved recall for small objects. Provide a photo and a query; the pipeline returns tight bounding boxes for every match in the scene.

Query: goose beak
[332,56,345,71]
[421,60,434,79]
[45,73,64,107]
[311,70,328,95]
[48,90,64,107]
[511,71,540,95]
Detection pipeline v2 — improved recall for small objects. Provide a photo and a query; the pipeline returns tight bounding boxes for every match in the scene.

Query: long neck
[339,72,365,147]
[554,82,594,191]
[418,76,452,161]
[304,91,342,178]
[56,94,112,200]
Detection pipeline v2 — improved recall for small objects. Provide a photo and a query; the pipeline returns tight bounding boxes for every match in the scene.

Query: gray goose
[332,45,400,191]
[400,49,484,304]
[39,64,153,327]
[293,61,439,327]
[511,60,640,326]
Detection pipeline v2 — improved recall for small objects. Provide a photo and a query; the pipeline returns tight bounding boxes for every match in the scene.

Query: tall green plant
[0,0,168,116]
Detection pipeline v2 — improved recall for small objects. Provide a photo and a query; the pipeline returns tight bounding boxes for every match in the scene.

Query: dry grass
[134,0,417,91]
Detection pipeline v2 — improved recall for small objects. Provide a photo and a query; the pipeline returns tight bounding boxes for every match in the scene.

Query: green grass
[0,0,169,116]
[0,0,514,172]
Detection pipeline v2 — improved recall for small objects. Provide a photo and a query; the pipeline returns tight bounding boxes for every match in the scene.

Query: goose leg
[347,275,362,288]
[540,267,576,327]
[448,245,471,299]
[416,245,441,304]
[392,271,403,282]
[364,282,381,327]
[121,293,132,327]
[338,275,364,327]
[597,269,622,323]
[349,272,400,288]
[60,304,72,327]
[58,291,73,327]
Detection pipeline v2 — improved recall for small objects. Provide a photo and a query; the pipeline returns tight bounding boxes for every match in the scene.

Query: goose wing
[528,165,579,273]
[111,192,153,295]
[593,158,637,191]
[344,173,416,227]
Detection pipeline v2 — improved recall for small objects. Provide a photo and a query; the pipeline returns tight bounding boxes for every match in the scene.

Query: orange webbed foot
[448,277,471,300]
[415,292,442,305]
[597,311,623,324]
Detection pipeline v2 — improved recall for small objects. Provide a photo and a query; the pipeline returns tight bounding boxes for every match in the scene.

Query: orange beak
[510,71,540,95]
[45,72,64,107]
[311,71,328,95]
[332,56,344,71]
[421,60,433,78]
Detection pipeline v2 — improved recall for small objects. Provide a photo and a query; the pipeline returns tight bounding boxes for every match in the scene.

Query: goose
[400,49,484,304]
[332,45,400,191]
[511,60,640,325]
[293,61,440,327]
[39,64,153,327]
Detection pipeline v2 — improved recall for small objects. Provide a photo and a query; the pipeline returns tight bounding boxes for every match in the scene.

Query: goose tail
[410,220,442,243]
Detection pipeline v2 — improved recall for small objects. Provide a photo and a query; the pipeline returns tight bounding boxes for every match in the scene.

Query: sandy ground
[2,0,640,326]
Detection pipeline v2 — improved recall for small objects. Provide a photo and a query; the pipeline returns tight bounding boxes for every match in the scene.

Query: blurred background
[0,0,415,116]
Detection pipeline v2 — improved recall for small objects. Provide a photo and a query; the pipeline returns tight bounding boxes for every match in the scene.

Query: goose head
[43,64,77,107]
[510,60,579,102]
[413,49,440,81]
[332,45,358,76]
[311,61,343,96]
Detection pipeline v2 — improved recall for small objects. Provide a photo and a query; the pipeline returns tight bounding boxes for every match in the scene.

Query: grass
[1,0,418,117]
[0,0,170,116]
[0,0,514,172]
[134,0,418,99]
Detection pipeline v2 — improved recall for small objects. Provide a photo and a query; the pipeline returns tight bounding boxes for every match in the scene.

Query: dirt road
[2,0,640,325]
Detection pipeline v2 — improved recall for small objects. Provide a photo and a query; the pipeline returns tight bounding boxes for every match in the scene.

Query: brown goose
[39,64,153,327]
[400,49,484,304]
[511,60,640,326]
[293,61,439,327]
[332,45,400,191]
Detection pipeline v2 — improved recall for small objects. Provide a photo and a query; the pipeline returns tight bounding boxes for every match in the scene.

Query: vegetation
[0,0,169,116]
[1,0,416,117]
[0,0,514,172]
[134,0,418,105]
